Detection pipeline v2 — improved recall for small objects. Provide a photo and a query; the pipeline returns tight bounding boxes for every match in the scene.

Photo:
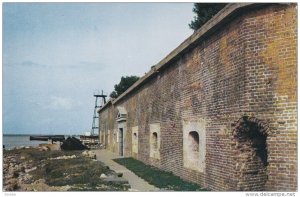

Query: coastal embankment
[3,145,130,191]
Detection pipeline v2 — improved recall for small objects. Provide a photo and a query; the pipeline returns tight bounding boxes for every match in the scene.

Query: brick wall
[98,3,297,191]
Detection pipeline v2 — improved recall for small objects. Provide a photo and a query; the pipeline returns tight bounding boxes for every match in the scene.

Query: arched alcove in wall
[151,132,158,150]
[188,131,200,152]
[233,116,270,191]
[116,106,127,156]
[186,131,200,169]
[149,123,161,159]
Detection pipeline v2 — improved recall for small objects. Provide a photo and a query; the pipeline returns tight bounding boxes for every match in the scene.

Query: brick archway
[232,116,270,191]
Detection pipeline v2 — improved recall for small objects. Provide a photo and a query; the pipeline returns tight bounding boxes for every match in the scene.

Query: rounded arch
[233,116,270,139]
[232,116,269,191]
[151,132,158,149]
[188,131,200,152]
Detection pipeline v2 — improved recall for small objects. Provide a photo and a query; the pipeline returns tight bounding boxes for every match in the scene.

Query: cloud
[21,60,44,67]
[3,3,194,134]
[4,60,43,68]
[47,96,75,110]
[68,61,103,70]
[6,60,104,72]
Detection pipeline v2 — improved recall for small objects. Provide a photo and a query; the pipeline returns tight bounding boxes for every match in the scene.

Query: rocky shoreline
[3,147,59,191]
[3,146,130,191]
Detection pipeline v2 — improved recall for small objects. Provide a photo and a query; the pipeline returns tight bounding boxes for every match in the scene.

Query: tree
[110,76,140,98]
[189,3,227,31]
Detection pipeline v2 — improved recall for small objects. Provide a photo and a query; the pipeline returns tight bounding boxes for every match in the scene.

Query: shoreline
[3,147,130,191]
[3,142,61,151]
[3,134,80,150]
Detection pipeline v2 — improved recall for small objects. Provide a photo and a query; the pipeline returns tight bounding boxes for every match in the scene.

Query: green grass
[113,157,208,191]
[31,156,129,191]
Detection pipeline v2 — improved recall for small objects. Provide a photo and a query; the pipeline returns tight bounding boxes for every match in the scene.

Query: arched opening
[185,131,200,170]
[233,116,269,191]
[131,127,139,155]
[152,132,158,149]
[188,131,199,152]
[149,123,161,160]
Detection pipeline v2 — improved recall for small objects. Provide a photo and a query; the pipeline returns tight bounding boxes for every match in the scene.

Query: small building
[98,3,297,191]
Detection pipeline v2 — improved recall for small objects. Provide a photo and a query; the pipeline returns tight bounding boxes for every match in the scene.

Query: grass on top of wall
[113,157,208,191]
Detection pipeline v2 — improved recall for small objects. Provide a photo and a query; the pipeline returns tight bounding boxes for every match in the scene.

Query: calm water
[3,135,42,150]
[3,134,81,150]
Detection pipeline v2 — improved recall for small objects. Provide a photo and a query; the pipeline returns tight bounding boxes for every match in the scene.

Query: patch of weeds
[113,157,208,191]
[5,149,130,191]
[30,154,129,191]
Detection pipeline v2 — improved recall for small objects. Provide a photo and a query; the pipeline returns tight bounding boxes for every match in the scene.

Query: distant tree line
[110,76,139,99]
[189,3,227,31]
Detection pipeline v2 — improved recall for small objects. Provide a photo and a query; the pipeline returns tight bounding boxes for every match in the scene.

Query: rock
[60,185,71,191]
[117,173,123,177]
[50,155,77,160]
[88,151,96,159]
[82,150,89,156]
[38,146,49,151]
[20,166,25,173]
[20,156,25,160]
[100,173,107,179]
[46,143,61,151]
[25,166,37,173]
[103,177,128,184]
[5,178,18,191]
[13,170,19,178]
[34,179,46,185]
[82,150,96,159]
[129,188,139,192]
[22,174,33,184]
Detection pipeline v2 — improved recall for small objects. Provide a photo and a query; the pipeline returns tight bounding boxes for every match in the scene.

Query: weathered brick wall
[242,5,297,190]
[98,4,297,191]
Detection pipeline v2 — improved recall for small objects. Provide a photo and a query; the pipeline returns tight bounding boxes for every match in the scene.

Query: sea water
[3,134,44,150]
[3,134,81,150]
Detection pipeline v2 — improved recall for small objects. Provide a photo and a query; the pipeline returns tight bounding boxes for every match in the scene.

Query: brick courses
[98,3,297,191]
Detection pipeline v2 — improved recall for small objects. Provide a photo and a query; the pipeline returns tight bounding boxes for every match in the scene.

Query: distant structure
[98,3,297,191]
[81,90,107,147]
[91,90,107,136]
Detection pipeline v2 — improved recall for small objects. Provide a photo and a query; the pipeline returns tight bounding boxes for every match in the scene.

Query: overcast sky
[3,3,194,135]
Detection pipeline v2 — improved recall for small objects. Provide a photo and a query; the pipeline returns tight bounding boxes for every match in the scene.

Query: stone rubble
[3,148,131,191]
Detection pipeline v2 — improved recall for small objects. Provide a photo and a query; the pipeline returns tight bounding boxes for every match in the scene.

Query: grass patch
[30,153,129,191]
[113,157,208,191]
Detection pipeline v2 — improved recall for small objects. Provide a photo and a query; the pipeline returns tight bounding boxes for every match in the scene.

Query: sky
[3,3,194,135]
